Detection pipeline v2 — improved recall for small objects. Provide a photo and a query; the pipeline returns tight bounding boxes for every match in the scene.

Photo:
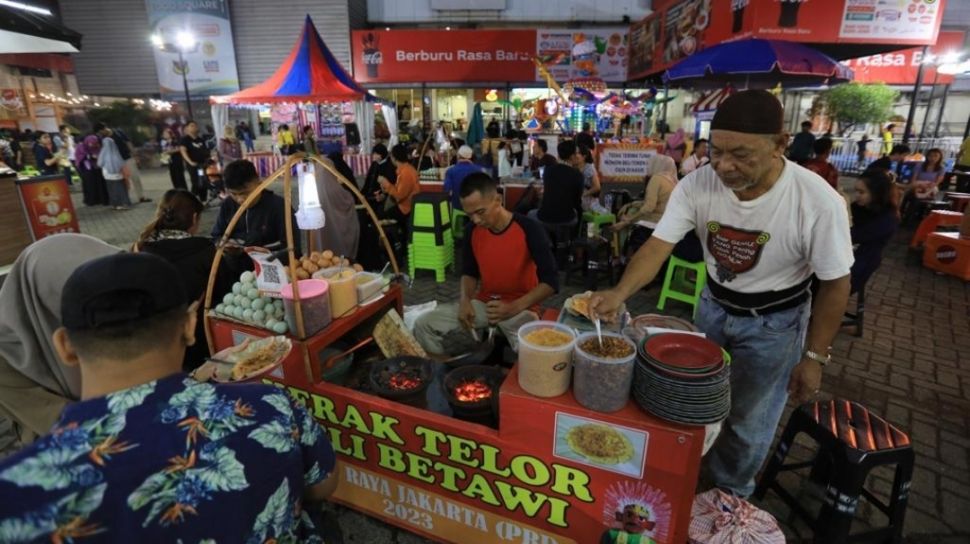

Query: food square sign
[144,0,241,99]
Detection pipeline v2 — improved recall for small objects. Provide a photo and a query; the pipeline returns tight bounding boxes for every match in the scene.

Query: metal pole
[179,49,194,120]
[964,112,970,141]
[903,45,928,146]
[658,82,670,137]
[919,72,939,140]
[933,84,950,138]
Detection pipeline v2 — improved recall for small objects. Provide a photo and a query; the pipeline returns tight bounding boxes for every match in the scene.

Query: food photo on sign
[554,413,648,478]
[663,0,712,64]
[536,28,629,82]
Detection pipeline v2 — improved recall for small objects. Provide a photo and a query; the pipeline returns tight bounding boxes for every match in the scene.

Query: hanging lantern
[295,162,325,230]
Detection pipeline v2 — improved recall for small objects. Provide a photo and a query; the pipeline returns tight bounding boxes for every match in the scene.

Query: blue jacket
[443,161,486,208]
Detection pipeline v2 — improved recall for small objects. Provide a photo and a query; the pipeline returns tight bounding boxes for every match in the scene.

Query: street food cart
[204,154,707,544]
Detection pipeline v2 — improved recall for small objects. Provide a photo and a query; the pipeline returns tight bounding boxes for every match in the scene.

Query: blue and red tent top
[211,15,372,105]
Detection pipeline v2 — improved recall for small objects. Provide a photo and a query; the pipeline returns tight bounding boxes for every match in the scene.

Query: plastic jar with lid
[516,321,577,397]
[280,279,331,337]
[572,332,636,412]
[322,269,358,318]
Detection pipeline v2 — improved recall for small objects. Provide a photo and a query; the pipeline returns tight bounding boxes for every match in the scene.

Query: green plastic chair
[657,255,707,319]
[412,198,450,229]
[582,211,616,232]
[408,244,453,283]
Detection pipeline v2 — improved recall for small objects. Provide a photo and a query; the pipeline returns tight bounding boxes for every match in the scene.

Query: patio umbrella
[663,39,853,89]
[466,103,484,149]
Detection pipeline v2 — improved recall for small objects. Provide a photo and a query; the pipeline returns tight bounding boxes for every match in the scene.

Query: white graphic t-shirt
[653,160,853,293]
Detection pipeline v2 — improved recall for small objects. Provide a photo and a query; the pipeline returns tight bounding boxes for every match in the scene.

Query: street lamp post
[151,30,198,120]
[902,45,928,146]
[177,49,193,119]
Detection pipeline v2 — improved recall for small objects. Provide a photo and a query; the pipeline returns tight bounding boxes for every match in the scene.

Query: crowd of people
[2,85,970,540]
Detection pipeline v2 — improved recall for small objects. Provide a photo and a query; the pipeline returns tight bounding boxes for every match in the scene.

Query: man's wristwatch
[803,349,831,366]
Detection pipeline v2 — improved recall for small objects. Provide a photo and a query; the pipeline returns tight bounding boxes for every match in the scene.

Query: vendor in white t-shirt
[680,138,710,177]
[590,90,853,498]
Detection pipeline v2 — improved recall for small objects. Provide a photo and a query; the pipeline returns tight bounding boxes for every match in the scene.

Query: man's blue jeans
[695,287,811,497]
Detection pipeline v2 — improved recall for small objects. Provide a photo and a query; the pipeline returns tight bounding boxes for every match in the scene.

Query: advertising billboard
[145,0,241,99]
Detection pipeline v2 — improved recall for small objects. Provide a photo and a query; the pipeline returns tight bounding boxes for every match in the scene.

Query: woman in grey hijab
[0,234,120,442]
[307,155,360,259]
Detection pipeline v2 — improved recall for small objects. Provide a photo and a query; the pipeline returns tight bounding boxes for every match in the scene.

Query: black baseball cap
[61,253,189,330]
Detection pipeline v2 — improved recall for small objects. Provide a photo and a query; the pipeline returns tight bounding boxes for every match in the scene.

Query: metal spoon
[594,317,604,347]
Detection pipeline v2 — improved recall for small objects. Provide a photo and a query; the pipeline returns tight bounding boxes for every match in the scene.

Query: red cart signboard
[208,292,707,544]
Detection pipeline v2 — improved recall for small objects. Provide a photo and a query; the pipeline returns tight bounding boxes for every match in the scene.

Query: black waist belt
[707,277,812,317]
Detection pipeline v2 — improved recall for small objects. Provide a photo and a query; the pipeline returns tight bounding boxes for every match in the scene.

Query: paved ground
[2,168,968,543]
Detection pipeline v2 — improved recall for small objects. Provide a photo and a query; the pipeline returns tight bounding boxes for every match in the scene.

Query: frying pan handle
[322,336,374,370]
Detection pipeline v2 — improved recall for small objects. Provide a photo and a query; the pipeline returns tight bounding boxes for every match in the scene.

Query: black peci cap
[710,89,784,135]
[61,253,189,330]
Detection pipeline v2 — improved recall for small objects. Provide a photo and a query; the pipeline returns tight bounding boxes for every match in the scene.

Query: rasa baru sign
[352,29,630,84]
[144,0,241,100]
[353,29,536,83]
[843,30,965,85]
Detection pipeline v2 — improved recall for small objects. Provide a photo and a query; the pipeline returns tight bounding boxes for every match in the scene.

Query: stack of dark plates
[624,314,701,344]
[630,314,700,334]
[632,333,730,425]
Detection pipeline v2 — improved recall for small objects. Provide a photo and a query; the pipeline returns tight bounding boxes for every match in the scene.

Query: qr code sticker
[263,265,281,284]
[248,251,288,297]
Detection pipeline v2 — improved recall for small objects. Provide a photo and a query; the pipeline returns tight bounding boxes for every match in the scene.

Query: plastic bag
[403,301,437,332]
[688,489,784,544]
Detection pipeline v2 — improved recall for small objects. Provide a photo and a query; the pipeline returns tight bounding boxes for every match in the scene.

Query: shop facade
[0,53,82,133]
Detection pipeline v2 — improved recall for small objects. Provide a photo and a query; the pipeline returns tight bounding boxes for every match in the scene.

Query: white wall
[367,0,651,24]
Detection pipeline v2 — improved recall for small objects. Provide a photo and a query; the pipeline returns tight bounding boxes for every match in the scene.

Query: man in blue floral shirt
[0,253,337,542]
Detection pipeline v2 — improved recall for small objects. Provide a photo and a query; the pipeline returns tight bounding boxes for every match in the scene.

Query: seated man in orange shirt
[414,173,558,355]
[378,143,421,261]
[378,143,421,225]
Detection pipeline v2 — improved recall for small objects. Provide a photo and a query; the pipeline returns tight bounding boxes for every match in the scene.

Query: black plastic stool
[541,221,578,269]
[755,399,914,544]
[842,284,866,337]
[565,236,615,289]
